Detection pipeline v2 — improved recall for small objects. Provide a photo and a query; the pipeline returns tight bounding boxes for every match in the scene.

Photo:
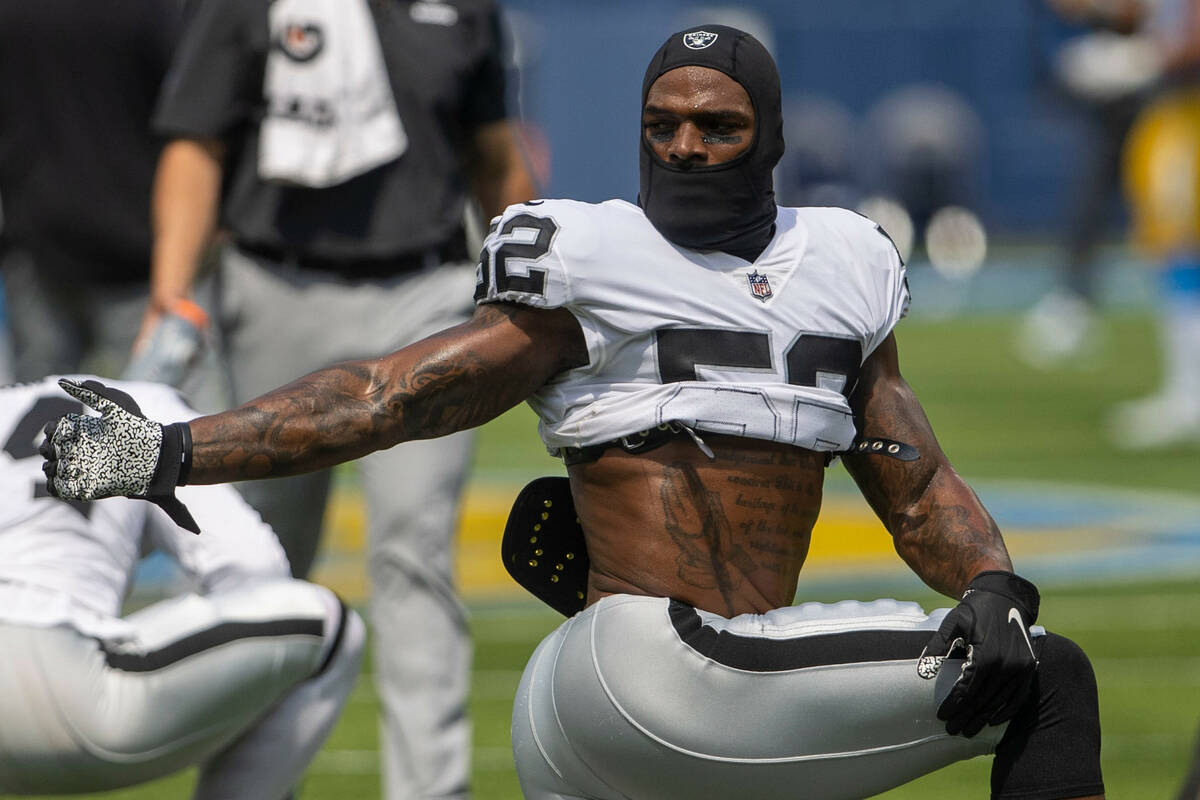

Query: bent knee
[992,632,1104,797]
[1037,631,1099,704]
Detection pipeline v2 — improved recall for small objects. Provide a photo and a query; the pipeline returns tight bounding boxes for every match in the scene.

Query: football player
[41,26,1103,799]
[0,376,363,797]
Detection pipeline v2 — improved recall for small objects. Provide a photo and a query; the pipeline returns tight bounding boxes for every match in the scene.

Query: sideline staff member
[145,1,537,797]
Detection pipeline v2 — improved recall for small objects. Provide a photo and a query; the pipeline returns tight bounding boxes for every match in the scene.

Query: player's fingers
[79,379,144,416]
[988,670,1036,726]
[924,609,970,660]
[922,630,950,657]
[39,422,58,460]
[153,496,201,535]
[944,681,995,735]
[980,680,1021,729]
[58,378,115,415]
[944,660,1012,736]
[939,668,979,727]
[959,677,1021,737]
[41,451,57,479]
[47,415,79,449]
[937,649,976,723]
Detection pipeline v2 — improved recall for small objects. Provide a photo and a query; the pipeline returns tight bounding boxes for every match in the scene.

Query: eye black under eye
[644,121,676,142]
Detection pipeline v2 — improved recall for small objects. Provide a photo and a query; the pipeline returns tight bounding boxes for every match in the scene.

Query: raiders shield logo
[277,22,324,62]
[683,30,719,49]
[747,270,772,301]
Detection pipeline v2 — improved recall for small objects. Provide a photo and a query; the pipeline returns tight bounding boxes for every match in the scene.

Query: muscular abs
[570,435,826,617]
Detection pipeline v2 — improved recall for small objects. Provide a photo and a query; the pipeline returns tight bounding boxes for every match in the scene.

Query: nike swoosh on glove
[39,378,200,534]
[921,570,1040,737]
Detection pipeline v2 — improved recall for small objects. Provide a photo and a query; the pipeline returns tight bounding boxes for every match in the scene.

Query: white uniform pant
[193,246,477,800]
[0,580,363,797]
[513,595,1012,800]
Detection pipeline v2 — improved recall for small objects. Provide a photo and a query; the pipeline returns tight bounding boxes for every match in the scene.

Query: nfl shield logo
[747,270,772,301]
[683,30,719,49]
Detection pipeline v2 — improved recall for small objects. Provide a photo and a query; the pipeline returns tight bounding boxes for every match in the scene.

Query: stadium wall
[501,0,1102,236]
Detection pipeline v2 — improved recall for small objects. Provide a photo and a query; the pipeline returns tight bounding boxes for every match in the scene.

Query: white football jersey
[0,377,289,639]
[474,199,909,455]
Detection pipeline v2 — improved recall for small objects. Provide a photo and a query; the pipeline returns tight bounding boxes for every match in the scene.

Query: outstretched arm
[43,303,587,515]
[187,303,586,483]
[842,332,1011,598]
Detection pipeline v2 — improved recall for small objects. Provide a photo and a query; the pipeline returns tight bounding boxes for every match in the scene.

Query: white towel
[259,0,407,187]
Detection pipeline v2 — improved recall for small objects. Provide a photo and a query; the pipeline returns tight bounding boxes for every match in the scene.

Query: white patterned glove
[39,378,199,533]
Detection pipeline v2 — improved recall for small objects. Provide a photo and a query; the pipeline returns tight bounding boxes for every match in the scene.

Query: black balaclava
[638,25,784,261]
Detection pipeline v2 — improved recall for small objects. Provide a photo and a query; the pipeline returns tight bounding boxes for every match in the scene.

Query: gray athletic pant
[202,245,478,800]
[513,595,1015,800]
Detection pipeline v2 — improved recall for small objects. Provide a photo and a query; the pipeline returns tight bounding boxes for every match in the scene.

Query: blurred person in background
[0,1,184,382]
[1017,0,1155,369]
[1120,0,1200,786]
[42,25,1105,800]
[0,376,364,798]
[775,93,861,212]
[1109,0,1200,448]
[857,84,989,279]
[142,0,537,796]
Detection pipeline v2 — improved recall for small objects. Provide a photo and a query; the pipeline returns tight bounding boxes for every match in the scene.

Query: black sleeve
[460,4,509,129]
[140,0,184,84]
[152,0,266,139]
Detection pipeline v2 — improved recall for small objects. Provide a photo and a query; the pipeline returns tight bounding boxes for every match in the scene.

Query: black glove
[39,378,200,534]
[921,570,1040,737]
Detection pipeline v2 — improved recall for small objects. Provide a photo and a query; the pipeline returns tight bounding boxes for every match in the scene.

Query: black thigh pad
[501,477,590,617]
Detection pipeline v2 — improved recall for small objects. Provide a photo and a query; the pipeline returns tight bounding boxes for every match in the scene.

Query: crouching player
[0,376,363,797]
[37,26,1105,800]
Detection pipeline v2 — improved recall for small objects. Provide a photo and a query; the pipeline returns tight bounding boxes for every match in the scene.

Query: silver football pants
[513,594,1013,800]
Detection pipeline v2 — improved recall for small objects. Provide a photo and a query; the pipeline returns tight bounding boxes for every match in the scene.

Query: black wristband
[176,422,193,487]
[966,570,1041,624]
[151,422,193,493]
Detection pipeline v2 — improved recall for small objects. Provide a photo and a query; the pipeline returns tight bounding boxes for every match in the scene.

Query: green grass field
[24,310,1200,799]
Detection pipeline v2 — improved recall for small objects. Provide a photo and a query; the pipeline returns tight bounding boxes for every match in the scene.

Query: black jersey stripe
[103,618,324,672]
[669,600,930,672]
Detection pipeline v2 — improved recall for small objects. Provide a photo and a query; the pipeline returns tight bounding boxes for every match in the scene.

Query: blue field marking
[803,479,1200,596]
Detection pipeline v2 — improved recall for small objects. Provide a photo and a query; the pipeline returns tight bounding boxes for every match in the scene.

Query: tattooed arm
[186,303,587,484]
[841,333,1012,598]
